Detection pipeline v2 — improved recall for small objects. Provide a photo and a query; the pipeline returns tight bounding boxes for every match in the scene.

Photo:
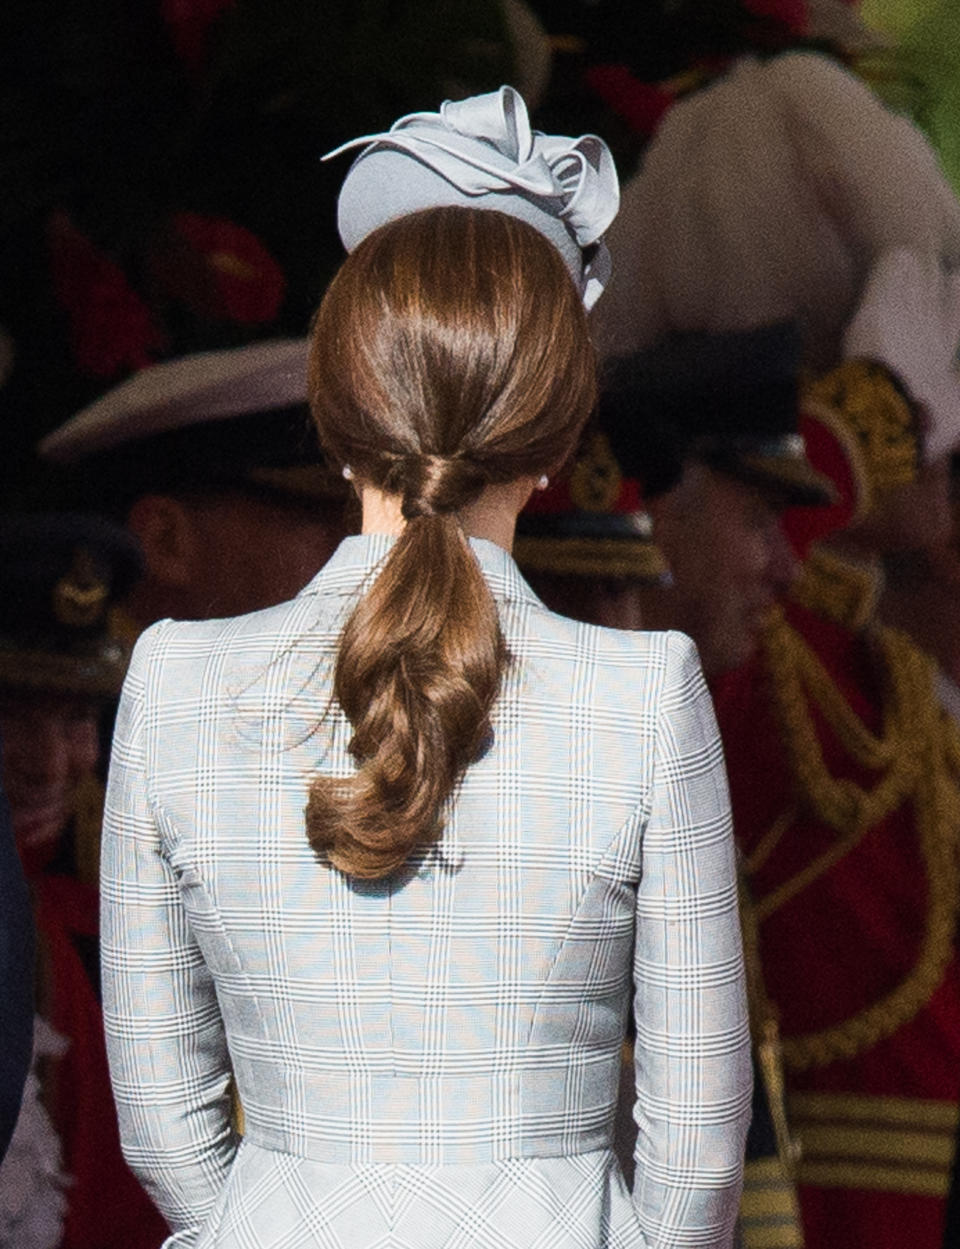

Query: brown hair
[305,206,596,878]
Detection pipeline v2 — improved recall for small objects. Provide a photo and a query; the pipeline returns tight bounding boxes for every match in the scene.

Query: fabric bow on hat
[348,87,619,248]
[325,86,620,310]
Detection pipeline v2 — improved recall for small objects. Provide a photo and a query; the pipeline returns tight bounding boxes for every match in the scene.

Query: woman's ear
[125,494,200,591]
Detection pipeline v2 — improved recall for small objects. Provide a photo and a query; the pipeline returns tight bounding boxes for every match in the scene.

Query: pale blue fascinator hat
[324,85,620,311]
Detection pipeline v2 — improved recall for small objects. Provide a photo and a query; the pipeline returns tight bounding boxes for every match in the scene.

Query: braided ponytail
[306,207,595,878]
[306,511,504,877]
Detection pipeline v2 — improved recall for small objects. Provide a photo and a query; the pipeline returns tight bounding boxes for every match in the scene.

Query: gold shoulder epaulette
[804,360,918,494]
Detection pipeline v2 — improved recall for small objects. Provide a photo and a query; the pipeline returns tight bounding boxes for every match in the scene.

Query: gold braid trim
[746,601,960,1070]
[804,360,919,494]
[739,1159,805,1248]
[761,613,929,858]
[789,547,880,634]
[789,1091,960,1198]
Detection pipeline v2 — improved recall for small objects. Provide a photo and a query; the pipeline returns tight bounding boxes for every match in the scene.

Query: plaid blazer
[102,534,751,1249]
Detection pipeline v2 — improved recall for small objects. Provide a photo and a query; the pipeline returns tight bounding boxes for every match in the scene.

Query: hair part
[305,207,596,878]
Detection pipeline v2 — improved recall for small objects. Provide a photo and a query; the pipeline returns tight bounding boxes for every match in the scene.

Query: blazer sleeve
[630,631,752,1246]
[101,624,237,1245]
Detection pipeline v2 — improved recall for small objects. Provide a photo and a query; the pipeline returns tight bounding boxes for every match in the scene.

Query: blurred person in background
[711,251,960,1249]
[518,321,832,678]
[38,338,353,633]
[0,512,168,1249]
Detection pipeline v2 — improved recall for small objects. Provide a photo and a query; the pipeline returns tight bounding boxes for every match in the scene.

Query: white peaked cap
[39,338,310,463]
[592,52,960,371]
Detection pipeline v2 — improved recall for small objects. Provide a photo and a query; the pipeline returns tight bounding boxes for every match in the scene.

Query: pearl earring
[342,465,354,481]
[536,475,549,490]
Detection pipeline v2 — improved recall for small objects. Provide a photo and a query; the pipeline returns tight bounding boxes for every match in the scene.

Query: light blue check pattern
[102,535,751,1248]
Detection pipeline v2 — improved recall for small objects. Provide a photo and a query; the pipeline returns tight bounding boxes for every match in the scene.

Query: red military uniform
[715,368,960,1248]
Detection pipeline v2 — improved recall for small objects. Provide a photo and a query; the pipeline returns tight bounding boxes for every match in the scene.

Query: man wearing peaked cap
[710,251,960,1249]
[0,512,170,1249]
[38,338,352,629]
[518,320,832,677]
